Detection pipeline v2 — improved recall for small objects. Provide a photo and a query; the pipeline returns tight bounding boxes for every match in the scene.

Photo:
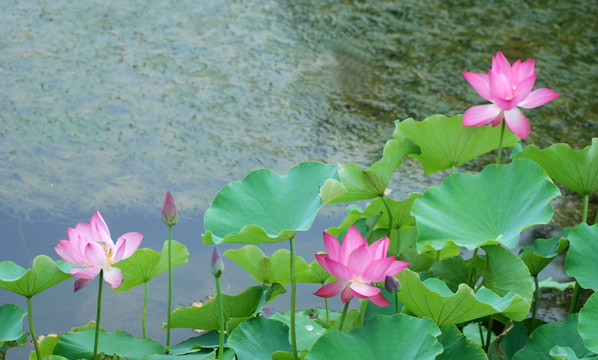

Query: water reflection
[1,0,597,356]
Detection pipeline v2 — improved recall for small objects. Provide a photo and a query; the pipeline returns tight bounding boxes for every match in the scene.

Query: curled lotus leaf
[203,162,341,245]
[0,255,73,297]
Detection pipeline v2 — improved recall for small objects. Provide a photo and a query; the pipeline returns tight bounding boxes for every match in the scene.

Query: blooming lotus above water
[54,211,143,291]
[462,51,559,139]
[314,226,410,306]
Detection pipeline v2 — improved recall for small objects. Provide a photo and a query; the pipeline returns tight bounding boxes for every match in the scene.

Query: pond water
[1,0,597,355]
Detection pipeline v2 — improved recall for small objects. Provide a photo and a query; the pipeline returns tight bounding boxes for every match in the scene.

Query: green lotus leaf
[413,159,561,252]
[169,286,263,331]
[52,328,163,359]
[514,138,598,195]
[227,316,292,360]
[0,256,73,297]
[295,260,330,284]
[203,162,340,245]
[29,334,59,360]
[537,277,575,291]
[145,349,222,359]
[333,138,420,202]
[565,223,598,291]
[393,114,520,173]
[304,314,442,360]
[398,269,529,327]
[270,310,328,352]
[223,245,310,285]
[482,245,534,306]
[579,292,598,353]
[549,346,598,360]
[428,255,483,293]
[462,323,495,347]
[488,321,527,359]
[113,240,189,291]
[512,314,597,359]
[436,325,487,360]
[519,237,568,277]
[0,303,26,344]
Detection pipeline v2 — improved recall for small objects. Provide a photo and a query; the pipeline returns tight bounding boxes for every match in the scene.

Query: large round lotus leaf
[333,138,420,202]
[227,316,292,360]
[398,269,530,327]
[53,328,164,359]
[270,310,327,352]
[305,314,442,360]
[565,223,598,291]
[113,240,189,291]
[579,292,598,353]
[393,114,520,173]
[412,159,561,251]
[203,162,340,244]
[512,314,597,359]
[0,255,73,297]
[514,138,598,195]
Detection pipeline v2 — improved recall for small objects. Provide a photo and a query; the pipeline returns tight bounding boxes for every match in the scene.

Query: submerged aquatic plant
[462,51,559,139]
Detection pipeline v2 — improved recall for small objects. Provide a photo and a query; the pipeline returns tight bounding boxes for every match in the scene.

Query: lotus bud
[384,275,400,294]
[211,248,224,277]
[161,191,178,226]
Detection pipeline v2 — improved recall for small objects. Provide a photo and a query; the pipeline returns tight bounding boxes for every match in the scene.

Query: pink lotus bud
[211,248,224,277]
[161,191,178,226]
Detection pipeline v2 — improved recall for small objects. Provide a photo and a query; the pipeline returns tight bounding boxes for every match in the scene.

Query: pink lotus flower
[462,51,559,139]
[55,211,143,291]
[314,226,410,306]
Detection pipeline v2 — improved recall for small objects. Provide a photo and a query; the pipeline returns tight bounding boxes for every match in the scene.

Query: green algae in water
[0,0,596,219]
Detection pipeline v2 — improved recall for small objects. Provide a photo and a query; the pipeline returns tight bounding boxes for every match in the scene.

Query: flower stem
[142,281,148,338]
[289,236,298,360]
[216,275,225,360]
[324,296,330,322]
[496,121,506,164]
[382,196,393,239]
[394,292,399,314]
[166,226,173,346]
[582,194,589,224]
[569,194,590,315]
[484,316,494,352]
[27,296,41,360]
[531,275,539,331]
[94,270,104,359]
[338,301,350,332]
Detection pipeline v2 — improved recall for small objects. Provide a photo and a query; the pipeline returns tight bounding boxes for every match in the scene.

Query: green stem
[485,316,494,352]
[478,322,485,348]
[382,196,393,239]
[531,275,539,331]
[289,236,298,360]
[27,297,41,360]
[338,301,350,332]
[569,194,590,315]
[496,121,506,164]
[94,270,104,359]
[394,292,399,314]
[216,276,225,360]
[467,248,479,288]
[324,296,330,322]
[582,194,589,224]
[166,226,173,346]
[569,282,581,315]
[142,281,148,338]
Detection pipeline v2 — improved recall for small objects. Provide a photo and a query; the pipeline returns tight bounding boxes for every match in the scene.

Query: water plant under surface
[1,51,597,360]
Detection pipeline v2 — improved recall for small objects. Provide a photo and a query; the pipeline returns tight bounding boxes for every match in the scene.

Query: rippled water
[1,0,597,354]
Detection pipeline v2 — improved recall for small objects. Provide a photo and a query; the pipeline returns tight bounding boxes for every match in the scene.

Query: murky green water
[2,0,596,220]
[1,0,597,354]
